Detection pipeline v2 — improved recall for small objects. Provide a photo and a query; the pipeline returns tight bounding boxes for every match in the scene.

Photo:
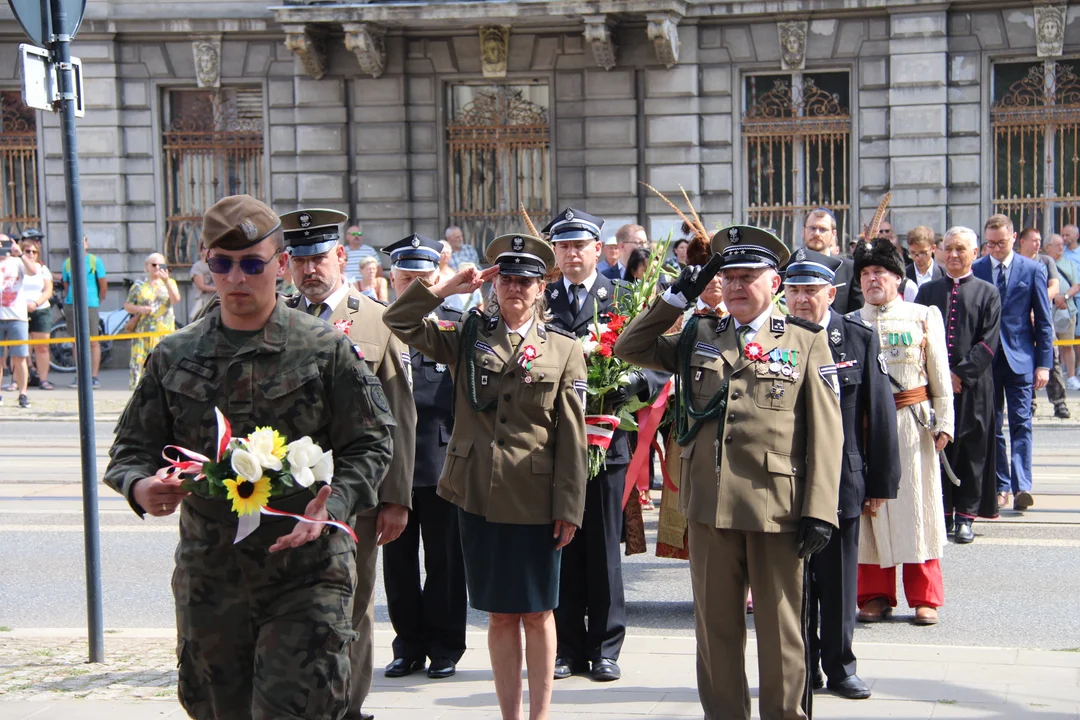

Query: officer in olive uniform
[380,234,468,680]
[279,208,417,720]
[542,207,667,682]
[614,226,843,720]
[783,249,900,700]
[104,194,395,720]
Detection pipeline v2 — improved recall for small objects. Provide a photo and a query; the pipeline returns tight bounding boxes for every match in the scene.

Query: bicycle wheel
[49,322,76,373]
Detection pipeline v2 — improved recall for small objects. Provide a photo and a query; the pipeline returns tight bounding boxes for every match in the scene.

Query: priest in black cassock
[915,226,1002,544]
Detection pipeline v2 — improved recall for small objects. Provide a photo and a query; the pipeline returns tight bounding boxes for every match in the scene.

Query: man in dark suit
[784,248,900,700]
[380,234,468,681]
[601,223,648,281]
[905,225,946,289]
[801,208,863,313]
[543,207,666,683]
[973,214,1054,513]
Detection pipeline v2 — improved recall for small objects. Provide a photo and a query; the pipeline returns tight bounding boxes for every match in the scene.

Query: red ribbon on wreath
[584,415,621,449]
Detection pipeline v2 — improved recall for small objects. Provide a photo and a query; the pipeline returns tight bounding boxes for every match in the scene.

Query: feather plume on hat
[640,182,712,265]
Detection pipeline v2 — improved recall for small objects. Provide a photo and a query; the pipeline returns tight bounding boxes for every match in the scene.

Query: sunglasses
[149,262,166,268]
[207,251,280,275]
[23,248,38,255]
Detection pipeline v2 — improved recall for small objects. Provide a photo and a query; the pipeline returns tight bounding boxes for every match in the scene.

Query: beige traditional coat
[857,299,954,568]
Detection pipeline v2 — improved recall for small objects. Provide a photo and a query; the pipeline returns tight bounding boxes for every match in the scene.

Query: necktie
[568,284,583,316]
[308,302,327,318]
[737,325,752,353]
[996,264,1008,298]
[509,333,522,352]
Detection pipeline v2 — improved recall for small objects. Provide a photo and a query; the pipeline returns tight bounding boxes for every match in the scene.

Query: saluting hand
[270,485,333,553]
[553,520,577,550]
[434,265,499,299]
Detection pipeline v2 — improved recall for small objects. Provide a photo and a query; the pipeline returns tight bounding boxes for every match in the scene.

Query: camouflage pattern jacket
[104,298,395,529]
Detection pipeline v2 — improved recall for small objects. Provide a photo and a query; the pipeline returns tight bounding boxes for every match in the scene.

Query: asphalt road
[1,423,1078,652]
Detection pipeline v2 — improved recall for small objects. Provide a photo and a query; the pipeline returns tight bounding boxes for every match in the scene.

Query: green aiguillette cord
[674,314,730,446]
[460,312,497,413]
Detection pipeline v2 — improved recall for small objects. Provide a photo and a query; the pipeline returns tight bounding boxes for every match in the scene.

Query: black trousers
[555,465,627,664]
[1046,348,1068,406]
[383,486,467,663]
[808,515,859,683]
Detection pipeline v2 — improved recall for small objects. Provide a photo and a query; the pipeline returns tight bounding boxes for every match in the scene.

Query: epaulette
[439,304,464,320]
[785,315,823,333]
[845,310,873,329]
[283,293,302,309]
[544,324,576,340]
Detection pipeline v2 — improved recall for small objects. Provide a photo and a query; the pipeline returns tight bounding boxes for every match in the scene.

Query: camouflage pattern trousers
[172,504,358,720]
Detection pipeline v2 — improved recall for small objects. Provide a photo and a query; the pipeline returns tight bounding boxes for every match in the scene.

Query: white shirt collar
[563,272,598,294]
[506,316,535,339]
[305,281,351,313]
[915,264,935,282]
[734,306,774,334]
[992,251,1014,270]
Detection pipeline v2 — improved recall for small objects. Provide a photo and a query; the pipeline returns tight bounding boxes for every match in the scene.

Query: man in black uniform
[784,248,900,700]
[380,234,469,679]
[542,207,665,682]
[916,227,1002,542]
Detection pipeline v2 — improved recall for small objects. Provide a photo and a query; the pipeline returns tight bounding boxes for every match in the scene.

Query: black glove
[604,370,649,410]
[671,253,724,304]
[796,518,833,559]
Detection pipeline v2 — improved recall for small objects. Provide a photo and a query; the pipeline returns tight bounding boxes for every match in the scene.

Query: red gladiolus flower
[607,315,626,331]
[600,330,619,346]
[597,344,613,358]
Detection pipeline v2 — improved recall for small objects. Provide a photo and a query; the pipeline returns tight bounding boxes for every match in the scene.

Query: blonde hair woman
[123,253,180,388]
[356,255,389,302]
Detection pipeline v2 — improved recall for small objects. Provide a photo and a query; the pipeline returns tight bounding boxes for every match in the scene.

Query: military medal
[767,384,784,400]
[519,344,538,383]
[743,341,764,361]
[781,365,793,377]
[791,369,801,381]
[769,362,782,374]
[334,319,353,334]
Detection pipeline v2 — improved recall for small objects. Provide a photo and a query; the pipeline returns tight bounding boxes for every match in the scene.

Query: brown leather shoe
[913,606,939,625]
[856,597,892,623]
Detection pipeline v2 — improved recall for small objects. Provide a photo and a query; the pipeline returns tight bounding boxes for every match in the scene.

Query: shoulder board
[544,324,576,340]
[842,313,872,331]
[284,293,302,309]
[439,305,464,320]
[784,315,823,333]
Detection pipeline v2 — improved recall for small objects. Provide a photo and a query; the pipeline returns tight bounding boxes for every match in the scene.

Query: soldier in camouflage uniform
[103,194,395,720]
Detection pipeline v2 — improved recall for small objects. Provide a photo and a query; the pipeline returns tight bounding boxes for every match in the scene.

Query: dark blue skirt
[457,508,562,614]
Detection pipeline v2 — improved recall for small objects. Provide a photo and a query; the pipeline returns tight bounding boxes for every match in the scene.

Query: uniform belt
[893,385,929,410]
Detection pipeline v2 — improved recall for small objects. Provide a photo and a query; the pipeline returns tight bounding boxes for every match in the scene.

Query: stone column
[885,10,949,235]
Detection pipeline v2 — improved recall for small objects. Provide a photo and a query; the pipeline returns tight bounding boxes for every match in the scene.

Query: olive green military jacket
[287,286,416,510]
[614,299,842,533]
[104,299,396,527]
[383,281,589,527]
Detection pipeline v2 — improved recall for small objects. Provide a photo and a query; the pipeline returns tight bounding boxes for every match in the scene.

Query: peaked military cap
[202,195,282,251]
[485,234,555,278]
[279,208,349,258]
[18,228,43,241]
[711,225,790,270]
[541,207,604,242]
[382,233,441,272]
[782,248,842,285]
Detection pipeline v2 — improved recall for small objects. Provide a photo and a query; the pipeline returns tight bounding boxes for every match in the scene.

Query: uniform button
[497,439,505,447]
[504,393,511,401]
[725,435,733,444]
[500,416,507,423]
[731,392,741,400]
[728,413,736,421]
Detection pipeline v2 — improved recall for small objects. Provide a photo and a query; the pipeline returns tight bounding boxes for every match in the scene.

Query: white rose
[245,428,283,471]
[311,450,334,484]
[230,449,263,483]
[286,437,330,488]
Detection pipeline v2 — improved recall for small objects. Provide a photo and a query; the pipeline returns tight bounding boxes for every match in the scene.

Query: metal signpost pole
[48,0,104,663]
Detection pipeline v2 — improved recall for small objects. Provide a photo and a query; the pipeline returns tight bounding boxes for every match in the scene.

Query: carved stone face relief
[192,37,222,89]
[479,26,510,78]
[1034,4,1066,58]
[778,21,808,71]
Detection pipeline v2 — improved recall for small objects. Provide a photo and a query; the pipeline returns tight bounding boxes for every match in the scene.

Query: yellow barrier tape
[1056,339,1080,346]
[0,330,172,348]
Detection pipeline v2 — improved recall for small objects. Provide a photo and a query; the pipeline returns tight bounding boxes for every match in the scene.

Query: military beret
[280,208,349,258]
[782,248,842,286]
[202,195,282,251]
[484,234,555,278]
[541,207,605,242]
[711,225,790,270]
[383,233,442,272]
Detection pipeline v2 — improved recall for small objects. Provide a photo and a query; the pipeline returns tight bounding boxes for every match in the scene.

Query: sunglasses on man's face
[206,252,280,276]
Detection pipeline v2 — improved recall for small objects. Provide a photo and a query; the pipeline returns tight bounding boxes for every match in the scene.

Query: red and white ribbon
[584,414,621,449]
[235,505,357,544]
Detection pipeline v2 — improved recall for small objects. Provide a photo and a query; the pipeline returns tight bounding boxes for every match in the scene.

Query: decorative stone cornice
[344,22,387,78]
[1034,2,1066,58]
[583,15,617,71]
[192,34,222,88]
[646,12,680,68]
[778,20,808,71]
[283,24,328,80]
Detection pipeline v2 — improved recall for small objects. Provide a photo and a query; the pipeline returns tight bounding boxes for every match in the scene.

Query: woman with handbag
[123,252,180,388]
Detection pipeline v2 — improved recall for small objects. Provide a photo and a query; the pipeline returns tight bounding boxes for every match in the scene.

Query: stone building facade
[1,0,1078,316]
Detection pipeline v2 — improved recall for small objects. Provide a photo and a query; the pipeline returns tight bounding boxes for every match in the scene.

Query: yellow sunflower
[223,476,272,516]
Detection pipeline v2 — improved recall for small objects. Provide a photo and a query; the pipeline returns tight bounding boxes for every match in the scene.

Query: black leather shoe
[811,668,824,690]
[384,658,425,678]
[944,513,954,536]
[590,658,621,682]
[954,519,975,544]
[554,656,586,680]
[1055,404,1071,419]
[427,658,456,679]
[827,674,871,699]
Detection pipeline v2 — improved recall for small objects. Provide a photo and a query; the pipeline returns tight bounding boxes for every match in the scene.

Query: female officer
[383,233,588,720]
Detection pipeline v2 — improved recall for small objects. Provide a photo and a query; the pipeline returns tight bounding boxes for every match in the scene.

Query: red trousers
[857,559,943,609]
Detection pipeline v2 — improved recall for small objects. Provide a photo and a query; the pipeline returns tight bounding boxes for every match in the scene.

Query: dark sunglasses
[207,251,280,276]
[149,262,165,268]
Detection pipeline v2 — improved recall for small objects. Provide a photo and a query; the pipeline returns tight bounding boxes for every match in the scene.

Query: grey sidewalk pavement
[4,367,1080,426]
[2,630,1079,719]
